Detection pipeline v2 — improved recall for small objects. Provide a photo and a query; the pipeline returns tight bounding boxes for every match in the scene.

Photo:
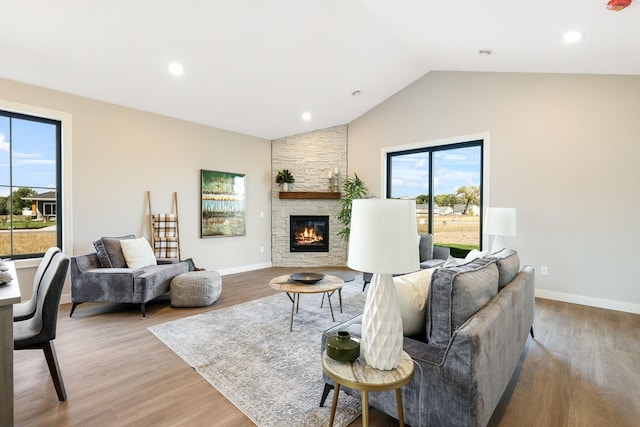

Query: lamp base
[490,235,505,254]
[360,273,403,370]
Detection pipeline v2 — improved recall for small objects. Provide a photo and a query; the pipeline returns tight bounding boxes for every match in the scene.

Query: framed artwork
[201,169,246,237]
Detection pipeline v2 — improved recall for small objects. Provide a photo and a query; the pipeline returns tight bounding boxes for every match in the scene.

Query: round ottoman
[170,270,222,307]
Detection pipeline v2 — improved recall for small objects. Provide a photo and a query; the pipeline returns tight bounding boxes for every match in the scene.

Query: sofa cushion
[426,257,499,347]
[120,237,158,269]
[488,248,520,290]
[394,268,437,336]
[93,235,135,268]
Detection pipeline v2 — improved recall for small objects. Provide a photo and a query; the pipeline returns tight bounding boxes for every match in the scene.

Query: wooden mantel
[279,191,340,200]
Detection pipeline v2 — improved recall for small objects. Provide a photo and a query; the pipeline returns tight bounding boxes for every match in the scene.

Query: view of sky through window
[0,116,57,197]
[390,145,481,198]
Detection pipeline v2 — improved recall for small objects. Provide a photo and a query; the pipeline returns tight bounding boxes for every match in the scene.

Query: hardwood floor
[13,267,640,427]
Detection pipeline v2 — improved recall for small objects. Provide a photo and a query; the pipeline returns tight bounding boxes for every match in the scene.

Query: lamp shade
[484,207,517,236]
[348,199,419,275]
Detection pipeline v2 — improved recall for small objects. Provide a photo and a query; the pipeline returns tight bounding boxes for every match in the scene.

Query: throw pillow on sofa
[120,237,158,269]
[463,249,489,263]
[488,248,520,289]
[93,235,136,268]
[394,267,437,336]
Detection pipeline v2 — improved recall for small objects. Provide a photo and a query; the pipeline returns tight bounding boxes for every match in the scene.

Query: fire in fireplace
[290,215,329,252]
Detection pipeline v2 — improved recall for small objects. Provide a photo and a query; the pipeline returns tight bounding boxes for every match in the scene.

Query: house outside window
[386,140,483,256]
[0,110,61,258]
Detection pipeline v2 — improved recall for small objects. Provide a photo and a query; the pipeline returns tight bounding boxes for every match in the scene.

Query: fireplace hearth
[290,215,329,252]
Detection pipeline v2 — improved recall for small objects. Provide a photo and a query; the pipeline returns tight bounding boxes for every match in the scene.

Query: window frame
[0,109,62,259]
[381,132,491,251]
[0,99,72,262]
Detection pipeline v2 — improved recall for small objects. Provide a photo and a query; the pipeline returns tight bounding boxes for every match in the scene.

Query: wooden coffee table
[270,274,344,331]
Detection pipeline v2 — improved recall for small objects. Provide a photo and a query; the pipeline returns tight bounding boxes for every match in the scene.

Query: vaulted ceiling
[1,1,638,139]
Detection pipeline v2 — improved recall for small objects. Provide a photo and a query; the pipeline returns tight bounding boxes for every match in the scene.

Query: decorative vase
[326,331,360,362]
[360,272,403,370]
[282,182,289,192]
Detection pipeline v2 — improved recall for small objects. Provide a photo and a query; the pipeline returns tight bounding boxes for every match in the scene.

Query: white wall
[348,71,640,314]
[1,77,273,302]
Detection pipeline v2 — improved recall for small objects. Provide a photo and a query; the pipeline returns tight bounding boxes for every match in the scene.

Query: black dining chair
[14,251,70,401]
[13,246,61,321]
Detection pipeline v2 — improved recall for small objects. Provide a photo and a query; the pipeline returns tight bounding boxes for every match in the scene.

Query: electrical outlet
[260,246,264,253]
[540,266,548,276]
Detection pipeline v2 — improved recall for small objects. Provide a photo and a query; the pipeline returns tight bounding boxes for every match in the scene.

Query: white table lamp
[484,207,516,254]
[348,199,419,370]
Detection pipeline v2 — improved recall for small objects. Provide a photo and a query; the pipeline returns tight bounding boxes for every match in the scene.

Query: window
[387,140,483,254]
[0,110,61,258]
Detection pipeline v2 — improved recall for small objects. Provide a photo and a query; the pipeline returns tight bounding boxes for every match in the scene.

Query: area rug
[148,278,367,427]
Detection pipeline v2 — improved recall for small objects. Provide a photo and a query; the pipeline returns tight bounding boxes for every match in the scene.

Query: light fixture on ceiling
[301,112,311,121]
[478,49,494,56]
[606,0,632,11]
[168,63,184,76]
[563,31,584,43]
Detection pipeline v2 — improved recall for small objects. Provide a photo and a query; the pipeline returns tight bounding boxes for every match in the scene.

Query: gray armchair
[70,236,188,318]
[362,233,450,287]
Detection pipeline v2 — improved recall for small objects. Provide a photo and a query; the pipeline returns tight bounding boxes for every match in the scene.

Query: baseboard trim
[535,289,640,315]
[218,261,273,276]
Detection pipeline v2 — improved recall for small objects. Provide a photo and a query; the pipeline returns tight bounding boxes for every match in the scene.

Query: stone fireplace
[271,125,348,267]
[290,215,329,252]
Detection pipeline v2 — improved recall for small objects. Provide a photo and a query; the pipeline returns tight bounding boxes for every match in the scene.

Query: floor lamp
[348,199,419,370]
[484,207,516,254]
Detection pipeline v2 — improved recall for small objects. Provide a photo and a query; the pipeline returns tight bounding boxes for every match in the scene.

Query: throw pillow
[488,248,520,289]
[394,268,437,336]
[443,255,459,268]
[93,235,136,268]
[463,249,489,263]
[120,237,158,269]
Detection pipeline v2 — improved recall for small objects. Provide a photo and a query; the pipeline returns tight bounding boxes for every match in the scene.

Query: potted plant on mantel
[336,173,370,241]
[276,169,295,192]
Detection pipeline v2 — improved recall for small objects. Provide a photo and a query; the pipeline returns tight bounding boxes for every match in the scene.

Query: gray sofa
[321,249,535,426]
[70,235,188,318]
[363,233,450,287]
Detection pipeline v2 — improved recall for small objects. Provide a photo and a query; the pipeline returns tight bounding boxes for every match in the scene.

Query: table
[269,274,343,331]
[322,351,414,427]
[0,262,20,427]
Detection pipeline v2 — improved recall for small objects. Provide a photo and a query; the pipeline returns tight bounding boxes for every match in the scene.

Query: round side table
[270,274,343,331]
[322,351,414,427]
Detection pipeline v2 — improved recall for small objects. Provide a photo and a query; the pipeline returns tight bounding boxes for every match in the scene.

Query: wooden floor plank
[13,267,640,426]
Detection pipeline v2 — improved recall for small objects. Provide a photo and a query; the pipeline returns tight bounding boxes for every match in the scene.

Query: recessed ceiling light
[302,112,311,121]
[168,63,184,76]
[478,49,494,56]
[563,31,584,43]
